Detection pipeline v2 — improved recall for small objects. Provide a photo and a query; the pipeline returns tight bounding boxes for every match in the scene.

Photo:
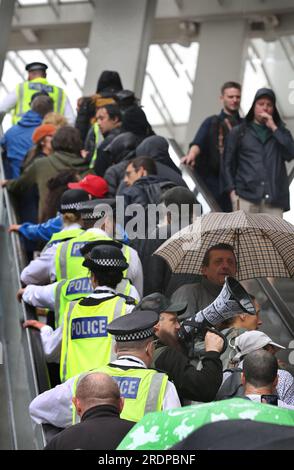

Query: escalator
[0,161,48,449]
[0,134,293,450]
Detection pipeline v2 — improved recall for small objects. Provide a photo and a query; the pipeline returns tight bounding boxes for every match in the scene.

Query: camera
[178,317,227,359]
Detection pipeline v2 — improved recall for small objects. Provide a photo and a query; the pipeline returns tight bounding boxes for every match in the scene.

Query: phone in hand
[261,394,278,406]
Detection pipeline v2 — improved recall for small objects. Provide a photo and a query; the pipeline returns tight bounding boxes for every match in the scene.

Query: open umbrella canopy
[171,419,294,450]
[155,210,294,280]
[117,398,294,450]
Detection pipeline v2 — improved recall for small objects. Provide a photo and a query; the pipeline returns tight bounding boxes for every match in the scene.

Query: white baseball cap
[233,330,285,362]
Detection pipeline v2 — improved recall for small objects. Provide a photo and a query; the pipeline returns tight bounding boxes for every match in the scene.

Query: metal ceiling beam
[0,0,16,80]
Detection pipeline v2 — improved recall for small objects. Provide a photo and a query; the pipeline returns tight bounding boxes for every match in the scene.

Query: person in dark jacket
[223,88,294,216]
[105,136,187,197]
[136,135,181,174]
[122,156,176,208]
[182,81,242,212]
[136,186,200,295]
[134,293,224,403]
[45,372,134,450]
[92,103,122,176]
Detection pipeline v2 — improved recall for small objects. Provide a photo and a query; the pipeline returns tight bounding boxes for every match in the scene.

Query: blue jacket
[0,110,42,178]
[19,214,63,242]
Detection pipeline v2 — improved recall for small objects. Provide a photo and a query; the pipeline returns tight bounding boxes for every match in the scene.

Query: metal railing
[0,150,49,449]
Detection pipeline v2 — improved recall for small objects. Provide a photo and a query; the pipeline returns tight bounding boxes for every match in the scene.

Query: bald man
[44,372,134,450]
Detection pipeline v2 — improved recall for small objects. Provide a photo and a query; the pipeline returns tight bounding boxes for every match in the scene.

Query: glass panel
[141,43,198,126]
[17,0,49,5]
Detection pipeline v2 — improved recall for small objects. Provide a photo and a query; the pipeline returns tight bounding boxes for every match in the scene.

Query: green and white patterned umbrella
[155,210,294,280]
[117,398,294,450]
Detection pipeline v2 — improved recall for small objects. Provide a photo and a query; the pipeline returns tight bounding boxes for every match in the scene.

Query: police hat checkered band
[115,328,154,342]
[91,258,126,268]
[60,202,83,211]
[81,210,106,220]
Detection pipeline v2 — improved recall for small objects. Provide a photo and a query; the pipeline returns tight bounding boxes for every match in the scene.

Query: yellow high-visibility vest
[60,295,127,382]
[13,77,66,124]
[72,366,168,423]
[55,230,131,282]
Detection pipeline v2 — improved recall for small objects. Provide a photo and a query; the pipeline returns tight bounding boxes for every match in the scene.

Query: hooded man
[223,87,294,216]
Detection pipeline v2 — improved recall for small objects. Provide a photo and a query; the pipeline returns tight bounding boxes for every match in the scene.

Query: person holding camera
[134,293,224,403]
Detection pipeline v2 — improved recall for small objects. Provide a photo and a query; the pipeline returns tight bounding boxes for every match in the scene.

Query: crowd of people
[0,62,294,450]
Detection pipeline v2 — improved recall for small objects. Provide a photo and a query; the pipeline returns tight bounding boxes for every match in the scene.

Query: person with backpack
[223,88,294,217]
[216,330,294,407]
[182,81,242,211]
[122,156,176,208]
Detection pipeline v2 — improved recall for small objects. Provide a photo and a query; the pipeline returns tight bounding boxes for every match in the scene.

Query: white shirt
[0,89,76,125]
[29,287,136,362]
[29,356,181,429]
[20,223,82,286]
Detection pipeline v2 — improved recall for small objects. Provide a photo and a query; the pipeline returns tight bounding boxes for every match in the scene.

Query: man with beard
[134,293,224,403]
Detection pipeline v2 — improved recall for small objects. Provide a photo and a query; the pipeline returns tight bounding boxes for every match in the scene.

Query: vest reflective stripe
[61,301,77,381]
[144,372,166,414]
[116,278,132,297]
[13,78,66,124]
[16,83,25,118]
[60,296,126,382]
[55,231,112,282]
[57,86,66,117]
[42,228,84,252]
[89,123,100,169]
[121,244,131,279]
[54,276,93,328]
[72,366,168,424]
[55,240,70,280]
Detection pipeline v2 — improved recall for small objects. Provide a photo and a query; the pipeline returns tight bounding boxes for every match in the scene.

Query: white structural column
[186,19,248,146]
[0,0,16,80]
[84,0,157,98]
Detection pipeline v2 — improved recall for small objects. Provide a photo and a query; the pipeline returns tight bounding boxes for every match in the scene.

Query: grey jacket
[171,277,222,317]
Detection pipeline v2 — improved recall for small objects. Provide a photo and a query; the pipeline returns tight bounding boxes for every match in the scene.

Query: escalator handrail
[257,278,294,336]
[167,138,222,212]
[0,153,48,448]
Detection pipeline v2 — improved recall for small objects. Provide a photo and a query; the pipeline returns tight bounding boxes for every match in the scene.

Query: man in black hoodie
[223,88,294,216]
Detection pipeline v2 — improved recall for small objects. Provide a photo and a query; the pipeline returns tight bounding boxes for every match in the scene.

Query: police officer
[0,62,75,124]
[54,199,143,297]
[20,242,140,330]
[20,189,89,286]
[29,309,181,429]
[23,241,138,378]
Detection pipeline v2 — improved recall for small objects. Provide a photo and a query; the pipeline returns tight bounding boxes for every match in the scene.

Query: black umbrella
[171,419,294,450]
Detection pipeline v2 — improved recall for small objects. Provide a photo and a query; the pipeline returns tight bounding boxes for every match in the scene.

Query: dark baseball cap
[134,292,187,316]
